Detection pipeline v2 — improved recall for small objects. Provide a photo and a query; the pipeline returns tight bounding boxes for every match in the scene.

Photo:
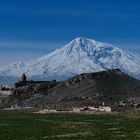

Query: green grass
[0,110,140,140]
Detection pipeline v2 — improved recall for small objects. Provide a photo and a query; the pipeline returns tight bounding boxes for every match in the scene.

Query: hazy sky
[0,0,140,65]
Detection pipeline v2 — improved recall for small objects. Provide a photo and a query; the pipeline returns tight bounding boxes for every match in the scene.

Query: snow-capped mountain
[0,37,140,83]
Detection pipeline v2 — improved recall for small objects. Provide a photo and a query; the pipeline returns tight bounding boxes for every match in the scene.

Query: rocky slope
[4,69,140,108]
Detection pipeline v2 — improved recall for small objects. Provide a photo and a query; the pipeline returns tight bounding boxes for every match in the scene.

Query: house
[0,84,15,95]
[99,107,111,112]
[79,106,111,112]
[23,105,34,109]
[73,107,80,112]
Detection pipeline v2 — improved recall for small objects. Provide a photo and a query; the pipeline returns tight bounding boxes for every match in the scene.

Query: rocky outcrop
[2,69,140,108]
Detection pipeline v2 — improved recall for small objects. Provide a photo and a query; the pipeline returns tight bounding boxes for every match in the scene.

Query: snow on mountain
[0,37,140,83]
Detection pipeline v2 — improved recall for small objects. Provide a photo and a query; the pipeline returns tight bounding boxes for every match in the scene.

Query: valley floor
[0,110,140,140]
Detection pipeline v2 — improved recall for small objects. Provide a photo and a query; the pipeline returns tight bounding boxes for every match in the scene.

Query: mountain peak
[68,37,114,50]
[74,37,94,42]
[64,37,98,52]
[71,37,96,45]
[0,37,140,83]
[62,37,115,56]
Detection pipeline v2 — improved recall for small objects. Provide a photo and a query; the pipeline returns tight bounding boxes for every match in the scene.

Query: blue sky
[0,0,140,65]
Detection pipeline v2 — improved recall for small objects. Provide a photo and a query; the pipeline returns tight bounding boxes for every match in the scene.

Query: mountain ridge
[0,37,140,83]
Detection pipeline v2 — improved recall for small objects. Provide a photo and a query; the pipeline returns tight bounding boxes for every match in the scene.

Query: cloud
[0,52,40,66]
[0,40,63,53]
[0,4,85,18]
[0,40,63,66]
[0,3,136,19]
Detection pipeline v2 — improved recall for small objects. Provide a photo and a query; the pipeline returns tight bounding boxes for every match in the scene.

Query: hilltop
[2,69,140,109]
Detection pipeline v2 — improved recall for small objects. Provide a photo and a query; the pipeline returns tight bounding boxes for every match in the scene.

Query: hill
[3,69,140,109]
